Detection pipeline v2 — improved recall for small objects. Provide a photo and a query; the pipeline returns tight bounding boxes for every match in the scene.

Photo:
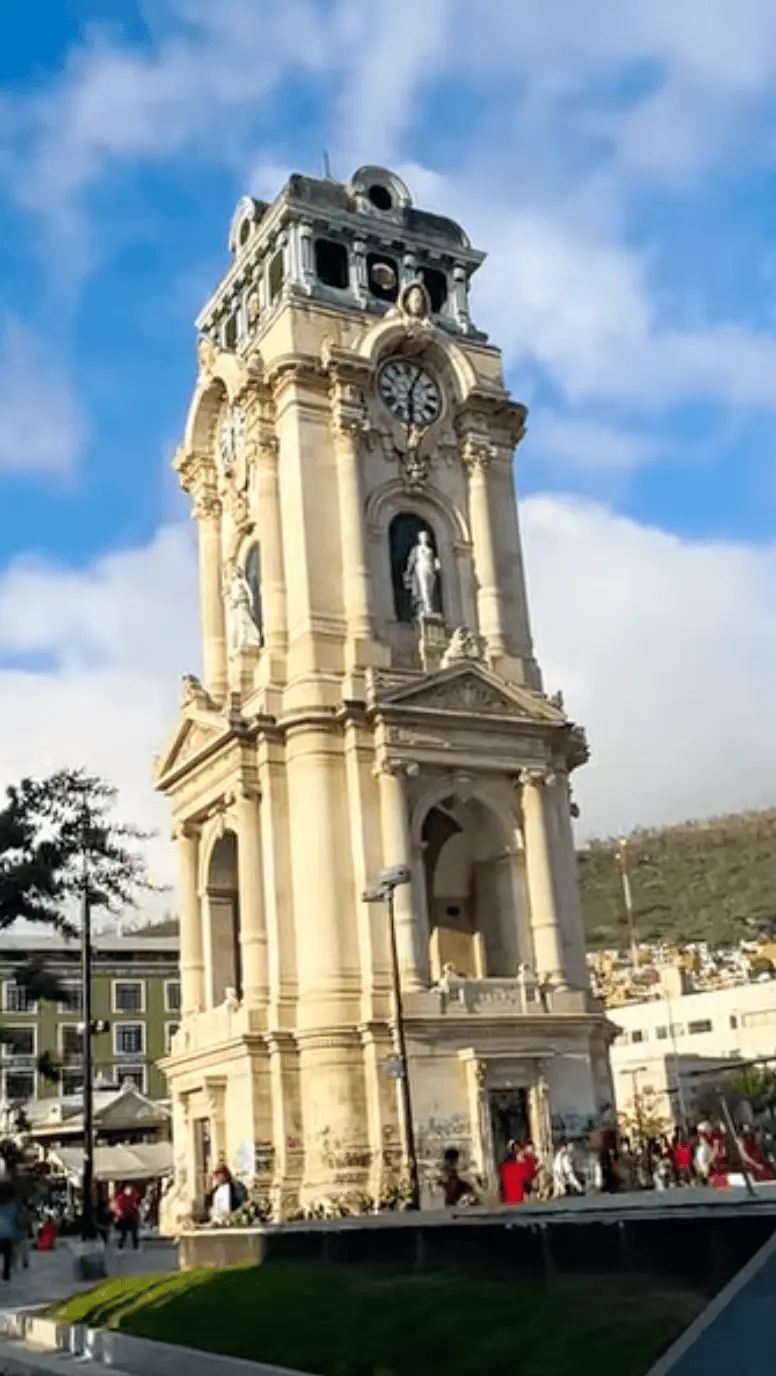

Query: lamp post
[80,874,95,1243]
[615,838,638,974]
[363,865,420,1210]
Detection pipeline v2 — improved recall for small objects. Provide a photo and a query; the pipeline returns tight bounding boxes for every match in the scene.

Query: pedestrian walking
[111,1184,141,1251]
[0,1182,19,1282]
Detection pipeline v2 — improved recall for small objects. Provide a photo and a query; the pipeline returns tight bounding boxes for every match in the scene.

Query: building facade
[0,935,180,1105]
[609,966,776,1124]
[155,164,614,1222]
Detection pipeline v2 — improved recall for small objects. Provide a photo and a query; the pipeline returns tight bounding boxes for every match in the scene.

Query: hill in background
[132,808,776,954]
[579,809,776,950]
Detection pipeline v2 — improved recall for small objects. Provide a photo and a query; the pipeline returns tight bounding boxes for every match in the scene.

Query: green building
[0,935,180,1105]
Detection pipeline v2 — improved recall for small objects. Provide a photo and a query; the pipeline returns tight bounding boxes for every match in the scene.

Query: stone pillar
[255,434,288,654]
[462,437,507,657]
[193,485,227,701]
[377,760,424,992]
[529,1066,553,1168]
[234,788,269,1010]
[331,376,373,641]
[520,767,566,987]
[176,824,205,1015]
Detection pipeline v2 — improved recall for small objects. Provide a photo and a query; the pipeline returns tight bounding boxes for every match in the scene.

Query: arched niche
[367,480,472,631]
[182,351,245,459]
[420,792,526,981]
[204,831,243,1007]
[389,512,442,622]
[356,317,478,406]
[244,541,263,636]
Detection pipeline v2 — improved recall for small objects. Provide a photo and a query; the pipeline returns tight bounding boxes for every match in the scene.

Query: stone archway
[204,831,243,1006]
[422,796,524,981]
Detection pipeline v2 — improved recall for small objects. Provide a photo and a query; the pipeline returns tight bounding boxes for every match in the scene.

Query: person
[37,1211,57,1252]
[112,1183,141,1250]
[672,1130,693,1187]
[499,1142,527,1206]
[552,1141,585,1198]
[737,1126,774,1183]
[209,1167,243,1224]
[693,1123,713,1185]
[0,1183,19,1282]
[438,1148,475,1208]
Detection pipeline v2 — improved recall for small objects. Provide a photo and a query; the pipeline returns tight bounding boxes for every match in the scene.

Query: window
[57,984,83,1015]
[114,1065,146,1093]
[60,1068,83,1098]
[314,238,349,289]
[114,1024,145,1057]
[112,981,145,1015]
[368,183,393,211]
[4,1070,35,1102]
[224,313,238,350]
[730,1015,739,1029]
[367,252,399,302]
[268,249,284,303]
[3,983,37,1014]
[4,1026,35,1059]
[58,1024,83,1060]
[421,266,448,313]
[688,1018,713,1035]
[741,1009,776,1028]
[165,1023,180,1053]
[656,1026,668,1040]
[631,1030,645,1044]
[165,981,182,1014]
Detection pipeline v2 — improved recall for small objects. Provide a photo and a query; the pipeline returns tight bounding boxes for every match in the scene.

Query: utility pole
[80,812,95,1242]
[616,837,639,973]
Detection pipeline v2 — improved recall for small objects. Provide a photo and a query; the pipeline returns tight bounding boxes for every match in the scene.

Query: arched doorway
[205,832,243,1005]
[422,799,522,980]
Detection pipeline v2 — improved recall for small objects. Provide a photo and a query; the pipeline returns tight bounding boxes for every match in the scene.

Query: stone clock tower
[155,165,614,1222]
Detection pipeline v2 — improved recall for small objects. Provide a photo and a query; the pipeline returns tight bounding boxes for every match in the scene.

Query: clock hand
[406,367,422,427]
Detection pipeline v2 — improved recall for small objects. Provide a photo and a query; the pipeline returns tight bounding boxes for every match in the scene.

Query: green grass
[51,1262,706,1376]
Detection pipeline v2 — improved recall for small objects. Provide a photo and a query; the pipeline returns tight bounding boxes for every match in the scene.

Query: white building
[609,966,776,1125]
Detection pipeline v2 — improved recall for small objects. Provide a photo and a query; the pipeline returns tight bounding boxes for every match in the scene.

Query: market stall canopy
[28,1081,171,1142]
[50,1141,173,1185]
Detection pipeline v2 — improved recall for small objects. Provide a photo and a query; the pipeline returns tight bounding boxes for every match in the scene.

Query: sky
[2,0,776,901]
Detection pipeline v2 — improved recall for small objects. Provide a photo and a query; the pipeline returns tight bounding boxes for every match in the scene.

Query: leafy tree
[0,768,157,1088]
[618,1089,671,1144]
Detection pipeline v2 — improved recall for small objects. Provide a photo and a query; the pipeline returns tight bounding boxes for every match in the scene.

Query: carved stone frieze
[406,678,521,717]
[440,627,489,669]
[192,484,221,522]
[386,725,451,751]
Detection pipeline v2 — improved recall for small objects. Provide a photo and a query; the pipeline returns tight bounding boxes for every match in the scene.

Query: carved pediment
[374,663,566,725]
[153,709,231,786]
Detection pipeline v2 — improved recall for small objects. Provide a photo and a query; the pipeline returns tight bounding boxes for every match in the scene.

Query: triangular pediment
[153,708,230,786]
[95,1085,169,1130]
[375,663,565,724]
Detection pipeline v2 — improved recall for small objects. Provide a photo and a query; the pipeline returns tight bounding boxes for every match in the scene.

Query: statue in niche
[225,562,262,656]
[218,407,245,477]
[404,529,441,619]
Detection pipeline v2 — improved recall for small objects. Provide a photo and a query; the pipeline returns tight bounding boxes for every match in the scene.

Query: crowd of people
[436,1119,776,1209]
[0,1177,149,1281]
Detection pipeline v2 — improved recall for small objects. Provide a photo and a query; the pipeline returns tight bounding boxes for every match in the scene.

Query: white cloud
[527,413,660,473]
[0,320,86,476]
[0,502,775,905]
[522,494,776,838]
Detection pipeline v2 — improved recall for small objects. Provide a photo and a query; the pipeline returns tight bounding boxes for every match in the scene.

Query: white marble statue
[441,627,488,669]
[225,564,262,656]
[403,530,441,618]
[218,408,245,476]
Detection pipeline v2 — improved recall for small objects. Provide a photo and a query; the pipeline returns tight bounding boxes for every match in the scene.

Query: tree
[0,768,158,1085]
[618,1089,672,1144]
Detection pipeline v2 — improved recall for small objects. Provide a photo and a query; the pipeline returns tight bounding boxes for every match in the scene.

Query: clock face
[378,359,442,428]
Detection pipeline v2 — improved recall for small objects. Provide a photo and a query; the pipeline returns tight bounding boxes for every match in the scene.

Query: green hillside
[578,809,776,950]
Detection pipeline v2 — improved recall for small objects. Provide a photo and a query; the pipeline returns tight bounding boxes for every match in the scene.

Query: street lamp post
[363,865,420,1211]
[616,838,638,974]
[80,879,95,1242]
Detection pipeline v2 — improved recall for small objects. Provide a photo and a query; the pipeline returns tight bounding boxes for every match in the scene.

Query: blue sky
[2,0,776,889]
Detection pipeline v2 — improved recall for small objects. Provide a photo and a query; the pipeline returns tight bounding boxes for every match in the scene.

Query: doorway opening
[489,1088,529,1168]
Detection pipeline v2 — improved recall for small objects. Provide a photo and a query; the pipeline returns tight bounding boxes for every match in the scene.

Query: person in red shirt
[671,1130,693,1187]
[499,1141,528,1206]
[111,1183,141,1250]
[739,1127,775,1183]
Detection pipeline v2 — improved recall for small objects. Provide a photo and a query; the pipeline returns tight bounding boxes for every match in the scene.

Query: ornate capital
[461,433,495,473]
[375,756,420,780]
[192,484,221,522]
[331,377,368,437]
[518,765,556,789]
[196,333,220,378]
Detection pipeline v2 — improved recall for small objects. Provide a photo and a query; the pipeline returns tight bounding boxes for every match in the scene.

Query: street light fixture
[363,865,420,1210]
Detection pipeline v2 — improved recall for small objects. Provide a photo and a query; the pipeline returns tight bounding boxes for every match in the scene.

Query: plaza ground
[51,1261,706,1376]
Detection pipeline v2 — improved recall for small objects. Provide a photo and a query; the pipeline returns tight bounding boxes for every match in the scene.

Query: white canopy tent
[50,1141,173,1185]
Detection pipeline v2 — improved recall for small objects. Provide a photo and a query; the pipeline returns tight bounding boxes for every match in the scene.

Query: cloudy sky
[1,0,776,896]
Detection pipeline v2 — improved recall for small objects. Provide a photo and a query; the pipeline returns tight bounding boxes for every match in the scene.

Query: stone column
[193,485,227,701]
[331,377,373,641]
[234,788,269,1010]
[529,1066,553,1167]
[462,436,507,657]
[176,824,205,1016]
[519,767,566,987]
[254,432,288,654]
[377,760,424,992]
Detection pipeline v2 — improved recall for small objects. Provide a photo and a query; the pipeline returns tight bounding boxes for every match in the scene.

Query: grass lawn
[51,1262,706,1376]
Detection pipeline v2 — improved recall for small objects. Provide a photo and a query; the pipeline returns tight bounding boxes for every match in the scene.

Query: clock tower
[155,165,614,1222]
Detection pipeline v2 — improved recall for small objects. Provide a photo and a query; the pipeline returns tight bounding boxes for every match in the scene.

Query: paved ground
[0,1237,177,1314]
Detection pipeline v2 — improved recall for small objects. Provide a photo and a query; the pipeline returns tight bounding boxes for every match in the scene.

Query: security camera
[378,864,411,889]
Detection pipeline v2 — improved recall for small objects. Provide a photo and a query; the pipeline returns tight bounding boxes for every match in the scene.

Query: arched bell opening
[422,798,521,981]
[205,832,243,1006]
